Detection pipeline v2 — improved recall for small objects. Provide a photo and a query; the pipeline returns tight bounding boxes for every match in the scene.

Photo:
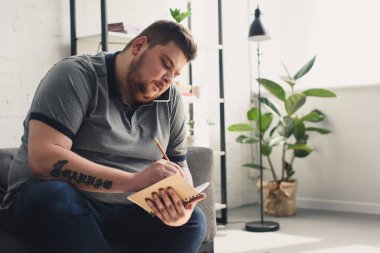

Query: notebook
[127,172,209,214]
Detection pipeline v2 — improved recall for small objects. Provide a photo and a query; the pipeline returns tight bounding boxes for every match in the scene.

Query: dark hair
[123,20,197,62]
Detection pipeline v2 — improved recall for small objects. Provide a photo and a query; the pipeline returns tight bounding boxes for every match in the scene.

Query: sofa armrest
[0,148,18,199]
[186,146,216,242]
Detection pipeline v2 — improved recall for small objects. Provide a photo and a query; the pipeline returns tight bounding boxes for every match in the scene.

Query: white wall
[249,0,380,88]
[297,85,380,214]
[245,0,380,214]
[222,0,260,207]
[265,85,380,215]
[0,0,70,147]
[2,0,379,214]
[0,0,257,208]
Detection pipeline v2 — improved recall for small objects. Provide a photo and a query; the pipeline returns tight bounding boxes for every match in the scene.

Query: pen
[154,138,170,161]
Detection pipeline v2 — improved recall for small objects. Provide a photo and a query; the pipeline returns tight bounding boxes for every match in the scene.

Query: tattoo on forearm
[50,160,113,190]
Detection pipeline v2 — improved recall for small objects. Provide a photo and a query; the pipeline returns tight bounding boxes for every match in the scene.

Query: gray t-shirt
[3,52,188,207]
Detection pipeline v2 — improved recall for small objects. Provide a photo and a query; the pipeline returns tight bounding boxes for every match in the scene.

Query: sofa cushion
[187,146,216,242]
[0,148,17,196]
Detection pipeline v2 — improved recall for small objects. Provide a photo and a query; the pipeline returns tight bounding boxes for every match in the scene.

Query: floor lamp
[245,6,280,232]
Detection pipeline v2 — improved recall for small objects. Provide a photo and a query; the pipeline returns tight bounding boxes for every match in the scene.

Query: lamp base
[245,220,280,232]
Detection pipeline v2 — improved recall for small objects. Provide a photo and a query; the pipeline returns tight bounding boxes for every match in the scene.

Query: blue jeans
[9,180,206,253]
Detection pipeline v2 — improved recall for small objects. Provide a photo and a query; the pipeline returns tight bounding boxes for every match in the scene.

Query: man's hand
[145,187,206,227]
[132,160,185,191]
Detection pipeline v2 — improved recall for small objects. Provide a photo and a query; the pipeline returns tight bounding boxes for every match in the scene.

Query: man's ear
[131,36,148,56]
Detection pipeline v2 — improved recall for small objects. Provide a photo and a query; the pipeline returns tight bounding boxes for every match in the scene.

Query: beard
[126,51,153,104]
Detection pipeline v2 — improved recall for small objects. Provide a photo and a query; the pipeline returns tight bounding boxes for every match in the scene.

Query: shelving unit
[76,32,133,54]
[216,0,228,225]
[70,0,134,55]
[187,0,227,224]
[69,0,227,225]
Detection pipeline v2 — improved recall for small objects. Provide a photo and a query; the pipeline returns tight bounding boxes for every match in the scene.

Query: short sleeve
[166,86,187,162]
[29,57,96,140]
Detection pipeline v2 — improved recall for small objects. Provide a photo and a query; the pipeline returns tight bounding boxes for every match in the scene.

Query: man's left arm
[166,86,192,182]
[146,86,205,226]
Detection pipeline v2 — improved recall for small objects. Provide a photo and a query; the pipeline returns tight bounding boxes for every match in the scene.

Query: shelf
[76,32,135,54]
[186,0,227,224]
[77,32,134,44]
[77,34,223,50]
[215,203,227,211]
[213,150,226,156]
[199,44,223,50]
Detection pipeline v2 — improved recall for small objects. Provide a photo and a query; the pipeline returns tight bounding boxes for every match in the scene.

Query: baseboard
[297,197,380,215]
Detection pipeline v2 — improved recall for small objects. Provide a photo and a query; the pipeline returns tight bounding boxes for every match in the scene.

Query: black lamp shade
[249,7,270,42]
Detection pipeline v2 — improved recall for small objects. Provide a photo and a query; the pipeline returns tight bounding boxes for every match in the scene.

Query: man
[2,20,206,253]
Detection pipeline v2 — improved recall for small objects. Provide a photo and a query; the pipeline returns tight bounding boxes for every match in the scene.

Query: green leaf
[258,78,286,101]
[295,134,309,143]
[247,107,259,121]
[178,11,191,23]
[260,97,282,116]
[260,113,273,132]
[280,75,296,88]
[282,62,292,79]
[287,170,295,178]
[288,143,313,152]
[284,162,295,179]
[302,109,326,122]
[170,8,191,23]
[303,88,337,97]
[294,149,312,158]
[228,123,254,132]
[293,120,306,138]
[246,108,273,132]
[170,8,180,17]
[285,94,306,116]
[261,141,272,156]
[236,135,258,143]
[268,136,286,147]
[306,127,331,134]
[288,143,314,158]
[277,118,295,138]
[242,163,268,170]
[293,56,316,80]
[269,126,277,137]
[170,8,181,22]
[282,62,296,89]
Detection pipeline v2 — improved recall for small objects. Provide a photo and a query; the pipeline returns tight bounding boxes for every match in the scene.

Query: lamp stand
[245,42,279,232]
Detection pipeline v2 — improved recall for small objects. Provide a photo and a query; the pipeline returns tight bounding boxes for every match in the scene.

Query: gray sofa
[0,146,216,253]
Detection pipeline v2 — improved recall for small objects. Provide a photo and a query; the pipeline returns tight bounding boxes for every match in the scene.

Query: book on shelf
[108,22,126,33]
[127,172,209,214]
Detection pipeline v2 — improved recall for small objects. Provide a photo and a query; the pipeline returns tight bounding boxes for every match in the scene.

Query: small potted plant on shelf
[187,118,196,146]
[169,3,196,146]
[228,56,337,216]
[169,2,191,23]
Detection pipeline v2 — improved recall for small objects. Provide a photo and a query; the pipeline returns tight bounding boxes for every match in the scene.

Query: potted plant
[228,56,336,216]
[169,3,196,146]
[170,2,191,23]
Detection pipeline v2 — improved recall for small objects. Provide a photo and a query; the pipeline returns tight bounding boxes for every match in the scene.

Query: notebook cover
[127,173,208,214]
